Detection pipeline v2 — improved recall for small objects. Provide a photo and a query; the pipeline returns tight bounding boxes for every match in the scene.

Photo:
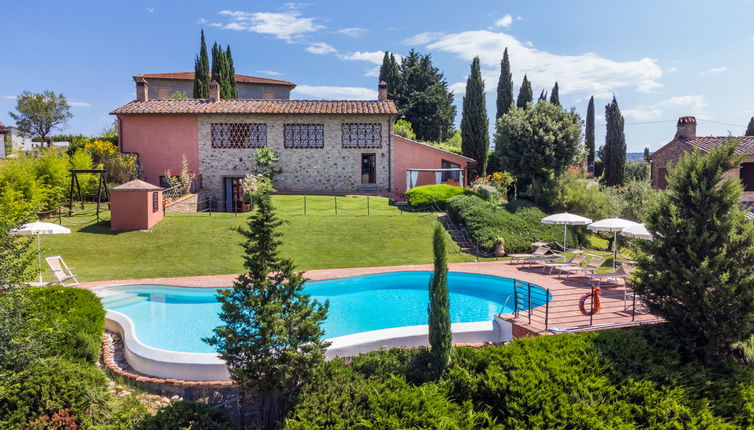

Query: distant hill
[626,152,648,162]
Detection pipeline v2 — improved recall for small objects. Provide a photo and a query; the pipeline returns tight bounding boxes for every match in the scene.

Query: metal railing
[512,279,551,330]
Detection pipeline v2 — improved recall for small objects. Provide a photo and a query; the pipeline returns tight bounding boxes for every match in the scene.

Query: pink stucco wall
[391,135,472,198]
[119,115,199,186]
[110,189,163,230]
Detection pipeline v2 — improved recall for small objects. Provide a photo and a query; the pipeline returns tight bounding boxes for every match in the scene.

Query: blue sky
[1,0,753,152]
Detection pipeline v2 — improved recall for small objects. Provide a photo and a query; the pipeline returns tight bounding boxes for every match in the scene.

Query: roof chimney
[135,78,148,102]
[675,116,697,141]
[209,80,221,102]
[378,81,388,102]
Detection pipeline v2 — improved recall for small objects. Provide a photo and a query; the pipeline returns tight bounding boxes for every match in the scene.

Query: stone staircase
[438,214,476,254]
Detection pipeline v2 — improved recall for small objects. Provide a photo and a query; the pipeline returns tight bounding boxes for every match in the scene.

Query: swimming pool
[97,271,549,354]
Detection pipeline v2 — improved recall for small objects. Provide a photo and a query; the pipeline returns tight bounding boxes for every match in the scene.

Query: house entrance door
[224,177,245,212]
[361,154,376,184]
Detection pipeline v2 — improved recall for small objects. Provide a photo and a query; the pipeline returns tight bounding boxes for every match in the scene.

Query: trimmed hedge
[285,326,754,429]
[405,184,472,209]
[446,194,576,252]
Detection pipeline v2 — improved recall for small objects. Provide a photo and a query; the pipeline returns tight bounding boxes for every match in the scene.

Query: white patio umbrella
[541,212,593,251]
[620,223,653,240]
[12,222,71,283]
[587,218,639,270]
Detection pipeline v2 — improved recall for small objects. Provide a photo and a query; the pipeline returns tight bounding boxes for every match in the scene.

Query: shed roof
[112,179,163,191]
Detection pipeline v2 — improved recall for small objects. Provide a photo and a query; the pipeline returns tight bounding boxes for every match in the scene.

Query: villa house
[649,116,754,201]
[112,76,472,210]
[134,72,295,100]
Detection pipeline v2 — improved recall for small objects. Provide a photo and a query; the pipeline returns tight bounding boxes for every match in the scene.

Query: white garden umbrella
[620,223,653,240]
[12,222,71,283]
[541,212,592,251]
[587,218,639,270]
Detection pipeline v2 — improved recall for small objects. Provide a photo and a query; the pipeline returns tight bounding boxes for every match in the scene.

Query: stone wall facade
[143,78,291,100]
[649,139,692,188]
[197,114,393,203]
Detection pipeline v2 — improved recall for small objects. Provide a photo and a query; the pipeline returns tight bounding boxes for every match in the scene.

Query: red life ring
[579,287,602,316]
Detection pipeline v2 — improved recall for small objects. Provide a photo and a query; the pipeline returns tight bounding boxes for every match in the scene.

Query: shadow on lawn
[78,221,127,235]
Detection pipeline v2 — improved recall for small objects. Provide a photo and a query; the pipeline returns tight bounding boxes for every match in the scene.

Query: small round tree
[632,140,754,360]
[428,224,451,375]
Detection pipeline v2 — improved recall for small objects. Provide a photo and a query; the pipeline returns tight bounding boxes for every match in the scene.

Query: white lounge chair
[587,264,635,286]
[542,253,587,274]
[555,257,606,278]
[45,256,79,287]
[508,246,551,264]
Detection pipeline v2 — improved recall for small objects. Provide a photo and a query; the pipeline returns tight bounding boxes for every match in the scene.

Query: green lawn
[41,195,473,281]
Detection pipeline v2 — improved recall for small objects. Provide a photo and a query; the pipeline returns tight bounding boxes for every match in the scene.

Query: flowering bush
[83,140,136,185]
[241,173,272,202]
[163,155,195,195]
[470,171,515,203]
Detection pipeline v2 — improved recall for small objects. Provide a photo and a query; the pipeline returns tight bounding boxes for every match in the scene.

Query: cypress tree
[516,75,533,109]
[746,117,754,137]
[428,224,451,376]
[378,51,401,102]
[550,82,560,106]
[461,57,489,178]
[603,96,627,186]
[211,42,227,97]
[632,140,754,360]
[225,45,238,99]
[193,30,210,98]
[643,147,650,161]
[495,47,513,120]
[586,96,595,164]
[538,90,547,102]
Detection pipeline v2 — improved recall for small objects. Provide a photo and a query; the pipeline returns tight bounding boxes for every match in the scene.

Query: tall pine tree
[461,57,489,178]
[603,96,626,186]
[428,224,451,376]
[378,52,401,102]
[192,30,210,98]
[496,47,513,120]
[549,82,560,106]
[516,75,533,109]
[746,117,754,136]
[586,96,595,165]
[224,45,238,99]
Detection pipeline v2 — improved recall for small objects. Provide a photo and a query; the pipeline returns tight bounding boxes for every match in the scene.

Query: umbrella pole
[613,231,617,271]
[37,233,43,283]
[563,225,567,252]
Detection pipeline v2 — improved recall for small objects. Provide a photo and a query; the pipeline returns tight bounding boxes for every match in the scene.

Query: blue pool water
[99,271,549,353]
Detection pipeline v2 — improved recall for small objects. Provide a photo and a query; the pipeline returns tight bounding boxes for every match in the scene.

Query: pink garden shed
[110,179,164,231]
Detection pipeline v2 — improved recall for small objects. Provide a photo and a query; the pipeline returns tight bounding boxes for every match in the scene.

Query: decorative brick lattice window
[284,124,325,149]
[342,123,382,149]
[211,123,267,149]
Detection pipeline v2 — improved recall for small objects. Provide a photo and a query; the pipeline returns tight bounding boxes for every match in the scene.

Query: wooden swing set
[67,169,109,222]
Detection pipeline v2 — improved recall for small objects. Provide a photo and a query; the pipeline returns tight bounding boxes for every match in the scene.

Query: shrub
[137,401,232,430]
[446,194,576,252]
[84,139,137,185]
[405,184,471,209]
[552,171,617,221]
[393,119,416,140]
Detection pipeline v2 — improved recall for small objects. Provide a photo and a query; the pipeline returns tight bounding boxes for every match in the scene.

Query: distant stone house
[0,121,7,158]
[649,116,754,201]
[134,72,296,100]
[111,77,474,210]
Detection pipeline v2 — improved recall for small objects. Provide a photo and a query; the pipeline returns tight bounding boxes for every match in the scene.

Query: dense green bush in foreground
[405,184,472,208]
[137,401,232,430]
[285,325,754,429]
[446,194,575,252]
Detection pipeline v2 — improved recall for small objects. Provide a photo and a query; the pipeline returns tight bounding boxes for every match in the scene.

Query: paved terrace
[81,261,660,336]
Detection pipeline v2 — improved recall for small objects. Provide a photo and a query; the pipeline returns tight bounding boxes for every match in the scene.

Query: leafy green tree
[9,91,72,146]
[603,96,627,186]
[549,82,560,106]
[495,102,583,191]
[378,52,402,102]
[193,30,210,98]
[205,179,329,426]
[495,48,514,121]
[428,224,451,376]
[586,96,596,165]
[461,57,489,178]
[399,50,456,142]
[516,75,533,109]
[225,45,238,99]
[746,117,754,137]
[633,141,754,360]
[393,119,416,140]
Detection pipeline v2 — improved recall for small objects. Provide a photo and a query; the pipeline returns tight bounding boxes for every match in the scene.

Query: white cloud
[425,30,663,98]
[292,85,376,100]
[658,95,706,112]
[340,50,387,64]
[338,27,366,37]
[403,32,445,45]
[69,101,91,107]
[666,67,678,73]
[147,7,154,13]
[256,70,282,76]
[217,9,323,42]
[495,14,513,28]
[306,42,337,54]
[700,66,727,75]
[623,107,663,121]
[623,95,707,122]
[2,95,16,100]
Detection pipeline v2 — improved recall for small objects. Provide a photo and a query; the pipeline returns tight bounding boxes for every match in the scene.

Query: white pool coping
[96,284,516,382]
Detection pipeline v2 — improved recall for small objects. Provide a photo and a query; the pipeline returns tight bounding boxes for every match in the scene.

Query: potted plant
[494,236,506,257]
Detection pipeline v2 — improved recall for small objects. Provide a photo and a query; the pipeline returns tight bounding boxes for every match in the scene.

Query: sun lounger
[587,264,635,286]
[45,256,79,287]
[555,257,606,278]
[507,246,550,264]
[542,254,587,274]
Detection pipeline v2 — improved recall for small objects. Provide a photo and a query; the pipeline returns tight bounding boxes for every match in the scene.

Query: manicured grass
[41,195,473,281]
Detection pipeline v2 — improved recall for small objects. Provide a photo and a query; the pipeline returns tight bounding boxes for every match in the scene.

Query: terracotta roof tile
[688,136,754,155]
[111,99,398,115]
[134,72,295,87]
